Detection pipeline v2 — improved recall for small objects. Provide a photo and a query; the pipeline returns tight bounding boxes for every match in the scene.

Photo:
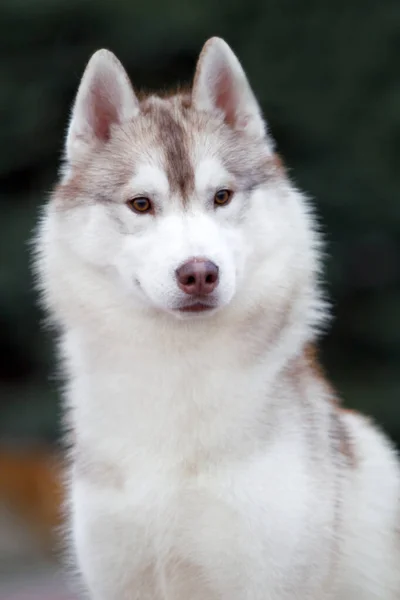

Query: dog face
[38,39,319,327]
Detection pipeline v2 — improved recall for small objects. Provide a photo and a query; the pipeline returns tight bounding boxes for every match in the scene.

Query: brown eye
[214,189,233,207]
[127,197,153,214]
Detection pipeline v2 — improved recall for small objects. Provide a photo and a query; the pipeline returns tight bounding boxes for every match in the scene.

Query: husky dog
[34,37,400,599]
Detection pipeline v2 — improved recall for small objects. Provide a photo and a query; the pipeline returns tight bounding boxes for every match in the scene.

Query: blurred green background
[1,0,400,448]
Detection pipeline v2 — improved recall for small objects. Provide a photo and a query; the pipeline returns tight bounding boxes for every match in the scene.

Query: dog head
[37,38,322,334]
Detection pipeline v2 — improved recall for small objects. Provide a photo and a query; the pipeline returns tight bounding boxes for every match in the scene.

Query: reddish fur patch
[214,66,237,127]
[89,81,119,142]
[138,98,195,201]
[155,104,195,199]
[337,417,356,467]
[286,342,329,389]
[304,343,332,390]
[272,153,285,173]
[291,344,357,467]
[54,174,86,208]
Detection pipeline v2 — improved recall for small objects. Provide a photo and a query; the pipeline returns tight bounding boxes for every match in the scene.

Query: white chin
[174,307,219,320]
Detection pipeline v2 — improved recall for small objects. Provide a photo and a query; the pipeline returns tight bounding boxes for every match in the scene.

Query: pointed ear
[192,38,267,141]
[66,49,139,162]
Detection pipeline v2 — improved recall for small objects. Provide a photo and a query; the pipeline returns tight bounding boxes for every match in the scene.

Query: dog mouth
[175,297,218,314]
[178,302,215,313]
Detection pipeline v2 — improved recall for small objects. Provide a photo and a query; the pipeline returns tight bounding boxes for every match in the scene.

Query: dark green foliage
[1,0,399,442]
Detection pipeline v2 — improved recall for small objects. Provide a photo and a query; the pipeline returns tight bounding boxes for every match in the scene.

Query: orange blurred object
[0,444,64,559]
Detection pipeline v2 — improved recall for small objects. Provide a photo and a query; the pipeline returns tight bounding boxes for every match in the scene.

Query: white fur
[66,49,139,163]
[34,38,400,600]
[192,37,269,142]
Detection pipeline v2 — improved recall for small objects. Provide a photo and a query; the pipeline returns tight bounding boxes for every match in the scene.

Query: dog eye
[127,197,153,214]
[214,189,233,207]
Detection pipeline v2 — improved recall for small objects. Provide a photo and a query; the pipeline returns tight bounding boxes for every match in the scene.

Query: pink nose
[175,258,219,296]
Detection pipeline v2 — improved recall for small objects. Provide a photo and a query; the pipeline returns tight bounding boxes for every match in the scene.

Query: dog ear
[66,49,139,162]
[192,38,267,141]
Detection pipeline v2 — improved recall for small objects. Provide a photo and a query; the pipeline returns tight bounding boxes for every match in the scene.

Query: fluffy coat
[34,37,400,599]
